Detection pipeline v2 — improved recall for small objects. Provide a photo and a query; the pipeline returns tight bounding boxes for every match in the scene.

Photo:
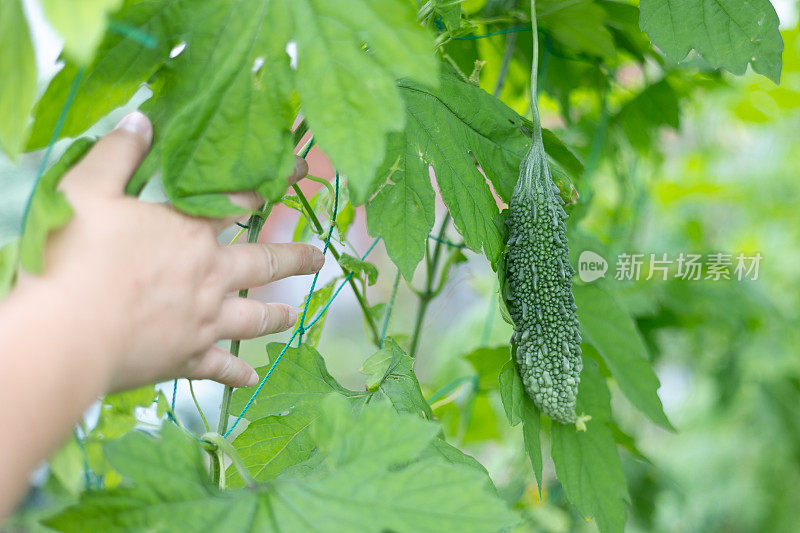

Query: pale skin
[0,112,324,516]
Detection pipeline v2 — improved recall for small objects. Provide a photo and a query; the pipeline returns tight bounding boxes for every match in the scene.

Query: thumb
[61,111,153,196]
[187,345,260,389]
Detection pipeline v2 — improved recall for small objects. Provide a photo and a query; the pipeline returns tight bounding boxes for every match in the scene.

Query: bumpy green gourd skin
[505,137,582,424]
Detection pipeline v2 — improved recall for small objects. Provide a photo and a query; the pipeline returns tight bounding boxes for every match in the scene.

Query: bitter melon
[505,130,582,424]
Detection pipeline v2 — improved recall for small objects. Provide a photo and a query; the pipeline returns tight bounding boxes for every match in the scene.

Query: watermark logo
[578,251,608,282]
[575,251,763,282]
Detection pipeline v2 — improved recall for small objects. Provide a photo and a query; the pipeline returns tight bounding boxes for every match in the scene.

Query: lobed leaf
[640,0,783,83]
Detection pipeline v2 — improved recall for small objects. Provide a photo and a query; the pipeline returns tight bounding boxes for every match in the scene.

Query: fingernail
[294,156,308,179]
[246,369,259,387]
[115,111,153,145]
[288,306,299,326]
[312,248,325,271]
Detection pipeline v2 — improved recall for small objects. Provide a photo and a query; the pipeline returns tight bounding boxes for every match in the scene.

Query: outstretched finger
[216,299,297,340]
[186,345,259,388]
[221,242,324,291]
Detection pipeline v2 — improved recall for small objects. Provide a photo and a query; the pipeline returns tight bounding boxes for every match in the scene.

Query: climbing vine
[0,0,786,531]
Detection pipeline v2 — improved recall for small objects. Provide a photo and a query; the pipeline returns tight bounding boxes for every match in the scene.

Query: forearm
[0,282,112,517]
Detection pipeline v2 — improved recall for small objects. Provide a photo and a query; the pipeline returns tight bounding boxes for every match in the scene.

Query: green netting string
[224,234,381,438]
[20,67,84,227]
[296,171,340,345]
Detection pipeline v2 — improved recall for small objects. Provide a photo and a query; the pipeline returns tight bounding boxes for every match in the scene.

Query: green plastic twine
[108,20,157,48]
[224,235,381,438]
[20,67,85,228]
[296,172,340,345]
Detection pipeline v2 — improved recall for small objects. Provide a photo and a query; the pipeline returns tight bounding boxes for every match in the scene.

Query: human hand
[13,111,323,392]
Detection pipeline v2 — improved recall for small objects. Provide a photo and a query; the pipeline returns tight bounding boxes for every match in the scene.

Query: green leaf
[639,0,783,83]
[0,239,19,300]
[46,424,260,532]
[338,253,379,285]
[229,343,360,422]
[40,0,123,65]
[366,70,582,278]
[27,0,176,150]
[465,345,510,391]
[151,0,296,215]
[365,131,436,280]
[295,282,335,347]
[20,138,95,273]
[499,360,543,489]
[537,0,617,59]
[49,436,87,496]
[550,359,628,533]
[421,437,492,481]
[276,396,516,533]
[316,394,437,469]
[573,284,674,430]
[366,70,529,277]
[51,398,516,533]
[122,0,435,216]
[227,406,318,487]
[541,128,585,180]
[612,78,680,152]
[599,1,654,63]
[360,338,434,419]
[91,385,158,440]
[432,0,462,32]
[0,0,37,158]
[499,361,525,426]
[289,0,437,188]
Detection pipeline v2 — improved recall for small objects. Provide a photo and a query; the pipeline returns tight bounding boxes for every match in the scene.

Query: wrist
[0,277,116,395]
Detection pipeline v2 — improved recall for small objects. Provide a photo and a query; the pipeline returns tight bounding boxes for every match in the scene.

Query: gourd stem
[530,0,541,134]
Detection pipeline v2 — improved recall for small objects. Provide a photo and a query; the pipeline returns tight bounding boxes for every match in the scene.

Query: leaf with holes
[126,0,436,216]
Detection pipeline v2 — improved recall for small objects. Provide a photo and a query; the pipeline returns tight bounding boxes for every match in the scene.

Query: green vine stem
[530,0,541,126]
[216,210,267,439]
[379,269,401,347]
[202,432,255,488]
[409,212,451,356]
[291,184,381,346]
[188,379,210,433]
